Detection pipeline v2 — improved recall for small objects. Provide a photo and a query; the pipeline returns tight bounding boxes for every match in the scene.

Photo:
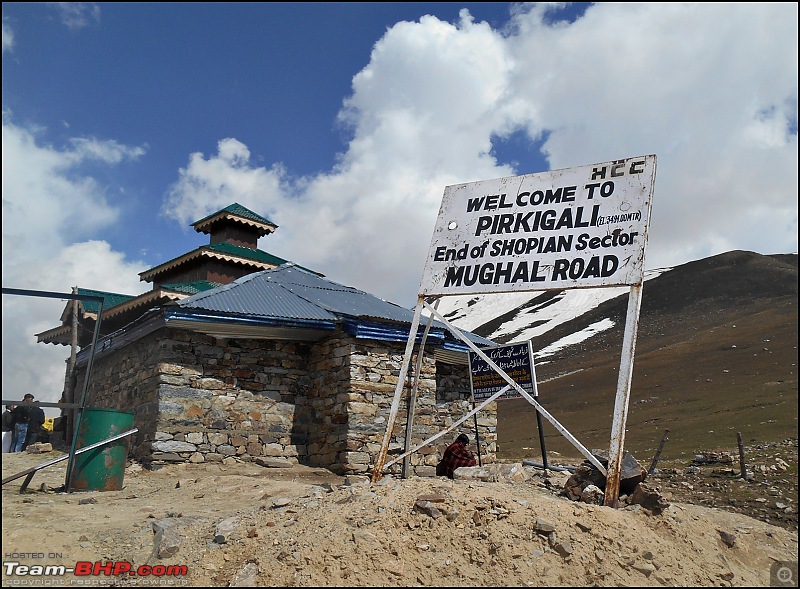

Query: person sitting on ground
[436,433,477,478]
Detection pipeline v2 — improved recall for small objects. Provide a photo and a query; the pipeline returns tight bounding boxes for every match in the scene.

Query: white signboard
[420,155,656,296]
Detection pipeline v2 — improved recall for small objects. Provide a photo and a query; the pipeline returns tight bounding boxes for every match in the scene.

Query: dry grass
[486,251,798,530]
[497,296,797,462]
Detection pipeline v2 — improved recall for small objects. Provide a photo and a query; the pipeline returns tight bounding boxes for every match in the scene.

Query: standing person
[2,404,15,453]
[436,433,477,478]
[27,400,46,447]
[10,394,38,452]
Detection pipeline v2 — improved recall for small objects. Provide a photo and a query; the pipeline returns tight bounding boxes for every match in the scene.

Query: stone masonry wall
[75,328,317,465]
[74,326,496,475]
[340,341,497,477]
[73,329,163,455]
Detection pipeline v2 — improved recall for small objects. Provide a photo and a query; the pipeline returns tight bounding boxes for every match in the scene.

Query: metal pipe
[65,299,104,492]
[401,298,438,477]
[371,297,425,482]
[522,460,576,473]
[604,285,643,507]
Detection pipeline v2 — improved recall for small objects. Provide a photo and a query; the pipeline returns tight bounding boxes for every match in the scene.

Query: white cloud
[2,18,14,53]
[164,12,520,303]
[6,3,796,412]
[49,2,100,30]
[500,3,798,272]
[163,4,797,308]
[162,138,289,227]
[2,121,147,250]
[2,119,148,410]
[68,137,146,165]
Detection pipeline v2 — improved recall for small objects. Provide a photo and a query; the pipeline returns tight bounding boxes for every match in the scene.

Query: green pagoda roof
[74,288,136,316]
[192,203,277,234]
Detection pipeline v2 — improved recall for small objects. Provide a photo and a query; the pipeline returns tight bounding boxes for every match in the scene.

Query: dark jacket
[2,409,13,432]
[11,404,44,428]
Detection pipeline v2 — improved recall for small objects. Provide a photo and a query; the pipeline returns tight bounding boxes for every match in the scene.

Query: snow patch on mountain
[433,268,671,355]
[536,317,616,361]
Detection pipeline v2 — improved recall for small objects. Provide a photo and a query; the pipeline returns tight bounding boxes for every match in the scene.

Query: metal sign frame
[372,155,656,507]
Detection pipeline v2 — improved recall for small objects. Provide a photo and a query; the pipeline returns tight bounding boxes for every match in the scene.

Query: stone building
[38,204,497,476]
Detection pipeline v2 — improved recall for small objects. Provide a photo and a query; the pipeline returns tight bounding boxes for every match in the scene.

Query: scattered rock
[564,463,606,500]
[213,516,239,544]
[255,457,294,468]
[628,482,671,515]
[125,462,143,474]
[633,562,657,577]
[534,518,556,534]
[414,500,442,519]
[580,484,604,505]
[592,450,648,493]
[0,441,796,588]
[229,562,259,586]
[718,529,736,548]
[693,452,734,465]
[151,520,182,558]
[552,539,573,558]
[416,493,446,503]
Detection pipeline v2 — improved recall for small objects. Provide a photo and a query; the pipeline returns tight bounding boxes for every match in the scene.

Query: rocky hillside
[440,250,798,531]
[1,251,797,587]
[2,451,797,587]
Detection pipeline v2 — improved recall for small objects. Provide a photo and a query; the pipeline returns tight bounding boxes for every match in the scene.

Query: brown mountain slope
[495,251,797,528]
[496,250,797,454]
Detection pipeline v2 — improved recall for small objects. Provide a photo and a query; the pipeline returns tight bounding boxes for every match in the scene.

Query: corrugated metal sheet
[177,264,417,323]
[161,280,222,295]
[342,318,445,344]
[193,202,277,229]
[164,317,333,341]
[74,264,495,365]
[176,267,338,321]
[270,266,416,323]
[77,288,136,315]
[205,242,288,266]
[174,264,495,350]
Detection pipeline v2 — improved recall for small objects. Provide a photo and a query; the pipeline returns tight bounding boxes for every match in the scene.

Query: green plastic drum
[70,408,134,492]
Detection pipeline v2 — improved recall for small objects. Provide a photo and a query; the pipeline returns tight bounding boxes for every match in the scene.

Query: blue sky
[3,3,584,270]
[2,3,797,410]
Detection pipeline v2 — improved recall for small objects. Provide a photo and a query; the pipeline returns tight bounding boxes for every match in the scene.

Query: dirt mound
[2,451,797,587]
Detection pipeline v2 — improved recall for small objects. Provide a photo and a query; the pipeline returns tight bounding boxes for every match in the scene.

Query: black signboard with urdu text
[468,341,537,401]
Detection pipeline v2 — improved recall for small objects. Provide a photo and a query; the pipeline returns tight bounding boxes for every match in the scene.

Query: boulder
[591,449,648,493]
[564,450,647,500]
[627,482,670,514]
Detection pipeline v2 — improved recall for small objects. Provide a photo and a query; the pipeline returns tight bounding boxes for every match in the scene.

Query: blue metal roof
[263,264,414,323]
[176,266,337,321]
[175,264,493,348]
